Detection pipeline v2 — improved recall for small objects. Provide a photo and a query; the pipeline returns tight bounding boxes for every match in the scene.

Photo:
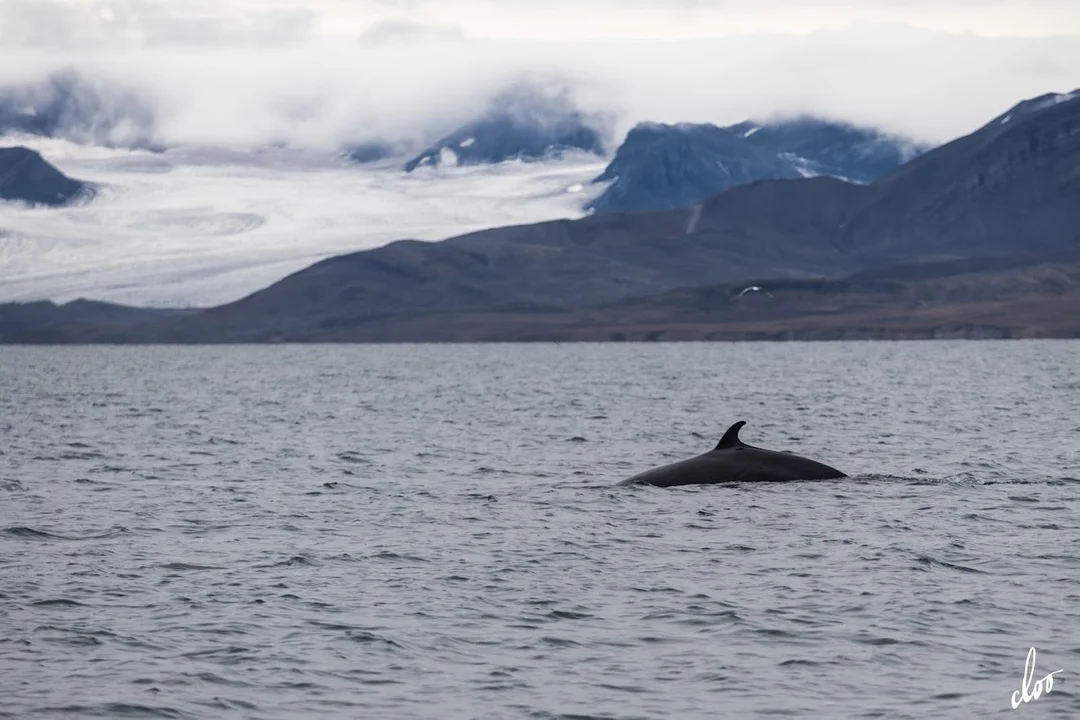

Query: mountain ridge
[3,88,1079,343]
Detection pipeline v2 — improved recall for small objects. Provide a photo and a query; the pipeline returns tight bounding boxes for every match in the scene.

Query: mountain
[3,88,1079,343]
[989,89,1080,127]
[0,69,157,149]
[725,117,927,183]
[404,85,604,172]
[836,87,1080,259]
[0,146,93,206]
[587,123,803,214]
[342,141,397,164]
[0,300,189,343]
[590,118,927,214]
[163,88,1080,341]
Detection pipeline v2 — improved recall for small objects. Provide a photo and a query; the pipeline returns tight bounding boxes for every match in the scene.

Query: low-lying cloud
[2,20,1079,151]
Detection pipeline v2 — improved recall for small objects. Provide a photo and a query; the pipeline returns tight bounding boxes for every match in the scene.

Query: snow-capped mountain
[590,118,928,214]
[588,122,804,214]
[726,117,928,183]
[988,88,1080,127]
[403,85,605,172]
[0,146,94,206]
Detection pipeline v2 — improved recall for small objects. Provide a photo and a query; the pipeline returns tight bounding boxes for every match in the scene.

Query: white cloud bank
[0,2,1078,147]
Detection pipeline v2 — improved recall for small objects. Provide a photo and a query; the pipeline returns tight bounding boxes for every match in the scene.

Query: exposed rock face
[726,117,927,183]
[590,118,928,214]
[0,146,93,206]
[588,122,802,213]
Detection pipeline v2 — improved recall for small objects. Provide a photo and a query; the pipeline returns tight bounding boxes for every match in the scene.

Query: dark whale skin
[619,421,846,487]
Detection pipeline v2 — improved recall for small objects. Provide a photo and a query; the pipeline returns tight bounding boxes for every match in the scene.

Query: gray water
[1,342,1078,720]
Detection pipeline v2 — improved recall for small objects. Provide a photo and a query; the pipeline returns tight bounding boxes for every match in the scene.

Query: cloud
[5,1,1079,50]
[1,9,1079,151]
[0,0,315,48]
[358,20,467,46]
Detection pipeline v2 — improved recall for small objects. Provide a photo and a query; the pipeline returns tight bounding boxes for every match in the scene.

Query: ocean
[2,341,1077,719]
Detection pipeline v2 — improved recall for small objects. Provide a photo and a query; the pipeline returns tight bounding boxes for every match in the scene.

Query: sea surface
[1,341,1078,719]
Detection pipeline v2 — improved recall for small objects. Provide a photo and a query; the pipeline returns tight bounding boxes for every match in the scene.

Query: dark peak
[721,114,930,184]
[621,120,729,139]
[342,140,398,164]
[0,68,159,150]
[588,120,801,213]
[726,114,924,151]
[593,121,746,184]
[990,88,1080,127]
[403,79,607,172]
[0,145,94,207]
[588,114,930,214]
[0,145,37,163]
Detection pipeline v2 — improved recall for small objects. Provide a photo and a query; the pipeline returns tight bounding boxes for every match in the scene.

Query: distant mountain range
[351,98,926,214]
[2,71,927,216]
[0,147,93,207]
[4,87,1078,343]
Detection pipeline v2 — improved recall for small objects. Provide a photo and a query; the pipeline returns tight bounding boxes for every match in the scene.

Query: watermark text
[1010,647,1063,709]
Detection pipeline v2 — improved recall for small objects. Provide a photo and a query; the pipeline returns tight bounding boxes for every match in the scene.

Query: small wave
[596,682,648,693]
[161,563,223,571]
[256,555,320,568]
[41,634,103,647]
[335,451,372,465]
[5,526,129,541]
[345,631,403,647]
[32,451,106,461]
[914,554,987,574]
[183,672,254,688]
[465,493,497,502]
[545,609,593,621]
[369,551,429,563]
[5,526,64,540]
[540,636,582,647]
[31,599,90,607]
[39,704,188,718]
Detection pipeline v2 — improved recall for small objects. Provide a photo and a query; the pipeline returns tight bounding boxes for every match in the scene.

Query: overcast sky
[2,0,1079,148]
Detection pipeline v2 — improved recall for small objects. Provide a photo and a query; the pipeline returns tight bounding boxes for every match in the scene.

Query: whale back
[619,420,846,486]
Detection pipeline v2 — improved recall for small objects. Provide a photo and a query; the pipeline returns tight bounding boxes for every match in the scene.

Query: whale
[618,421,846,487]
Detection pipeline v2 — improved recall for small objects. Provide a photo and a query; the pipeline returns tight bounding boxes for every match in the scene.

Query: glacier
[0,138,605,308]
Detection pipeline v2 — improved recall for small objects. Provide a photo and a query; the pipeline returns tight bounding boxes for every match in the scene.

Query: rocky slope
[0,146,93,206]
[590,118,926,213]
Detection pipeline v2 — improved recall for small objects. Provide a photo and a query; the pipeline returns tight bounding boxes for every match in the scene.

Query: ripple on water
[1,343,1079,720]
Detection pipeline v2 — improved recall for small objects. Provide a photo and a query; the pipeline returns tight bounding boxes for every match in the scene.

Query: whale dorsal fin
[714,421,747,450]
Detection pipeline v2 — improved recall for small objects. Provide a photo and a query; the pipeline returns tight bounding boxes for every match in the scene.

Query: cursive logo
[1010,647,1064,709]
